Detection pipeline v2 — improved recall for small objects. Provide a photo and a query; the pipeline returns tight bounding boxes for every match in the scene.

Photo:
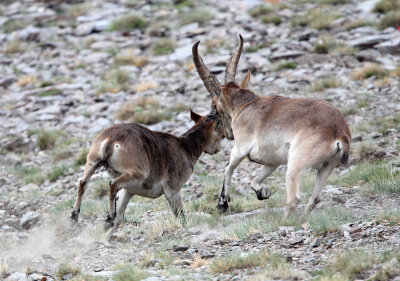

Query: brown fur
[70,107,224,239]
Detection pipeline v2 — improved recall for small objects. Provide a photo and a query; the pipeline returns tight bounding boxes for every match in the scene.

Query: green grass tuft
[179,9,214,26]
[378,11,400,29]
[55,264,81,280]
[152,39,175,55]
[113,264,148,281]
[109,14,147,31]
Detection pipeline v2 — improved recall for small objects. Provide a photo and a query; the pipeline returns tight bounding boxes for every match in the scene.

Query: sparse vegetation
[37,88,62,97]
[292,9,341,30]
[55,264,81,280]
[74,149,88,167]
[210,248,303,279]
[310,77,342,92]
[342,99,371,116]
[3,19,26,33]
[354,64,389,80]
[378,11,400,29]
[344,19,373,30]
[97,68,131,94]
[377,207,400,224]
[275,61,298,70]
[4,40,24,54]
[36,130,60,150]
[342,161,400,195]
[113,264,148,281]
[109,14,147,31]
[308,207,355,235]
[373,0,400,13]
[249,5,281,25]
[316,249,400,280]
[245,43,268,53]
[114,96,179,125]
[179,9,214,26]
[14,165,45,185]
[47,165,68,182]
[152,38,175,55]
[0,259,9,279]
[114,49,148,67]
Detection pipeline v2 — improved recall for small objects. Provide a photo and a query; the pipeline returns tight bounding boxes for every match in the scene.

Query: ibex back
[192,35,351,217]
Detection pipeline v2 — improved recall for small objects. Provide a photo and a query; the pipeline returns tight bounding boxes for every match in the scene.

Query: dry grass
[344,19,373,30]
[115,97,159,121]
[353,64,389,80]
[17,75,37,88]
[191,254,208,268]
[0,259,9,279]
[4,40,24,54]
[114,49,148,67]
[377,207,400,224]
[66,3,93,19]
[55,264,81,280]
[135,81,158,92]
[97,68,131,94]
[310,77,342,92]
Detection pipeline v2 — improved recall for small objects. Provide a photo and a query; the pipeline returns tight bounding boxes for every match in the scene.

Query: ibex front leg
[104,172,144,231]
[217,146,245,213]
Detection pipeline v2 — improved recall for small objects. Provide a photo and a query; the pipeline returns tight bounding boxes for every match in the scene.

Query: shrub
[109,14,147,31]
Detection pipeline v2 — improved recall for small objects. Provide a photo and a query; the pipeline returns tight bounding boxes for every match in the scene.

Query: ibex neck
[180,123,210,164]
[224,83,258,114]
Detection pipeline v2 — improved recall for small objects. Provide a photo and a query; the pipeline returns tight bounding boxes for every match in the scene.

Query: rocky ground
[1,0,400,280]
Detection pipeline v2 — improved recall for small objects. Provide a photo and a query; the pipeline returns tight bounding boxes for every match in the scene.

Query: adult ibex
[70,105,224,238]
[192,35,351,217]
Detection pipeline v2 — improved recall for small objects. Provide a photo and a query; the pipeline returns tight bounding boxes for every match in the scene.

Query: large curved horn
[225,34,244,84]
[192,41,221,98]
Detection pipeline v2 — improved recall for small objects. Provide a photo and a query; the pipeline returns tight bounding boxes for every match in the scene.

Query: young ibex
[192,35,351,217]
[70,105,224,238]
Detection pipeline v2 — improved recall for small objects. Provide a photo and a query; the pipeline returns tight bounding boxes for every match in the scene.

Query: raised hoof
[255,186,272,200]
[70,210,79,222]
[216,201,229,214]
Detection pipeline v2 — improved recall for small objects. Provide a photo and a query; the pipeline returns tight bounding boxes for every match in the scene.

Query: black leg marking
[70,209,80,222]
[216,179,229,213]
[255,186,273,201]
[104,212,116,231]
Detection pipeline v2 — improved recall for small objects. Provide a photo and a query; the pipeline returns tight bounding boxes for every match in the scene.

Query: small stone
[19,211,41,229]
[7,272,28,281]
[311,237,322,247]
[62,273,73,280]
[348,35,391,48]
[270,51,304,61]
[0,76,17,88]
[172,245,189,252]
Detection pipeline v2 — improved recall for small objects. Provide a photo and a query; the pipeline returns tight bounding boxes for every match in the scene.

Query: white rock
[7,272,28,281]
[19,211,41,229]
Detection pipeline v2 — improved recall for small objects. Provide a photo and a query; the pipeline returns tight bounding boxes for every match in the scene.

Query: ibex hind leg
[106,189,133,240]
[70,161,99,223]
[305,162,335,214]
[251,165,278,200]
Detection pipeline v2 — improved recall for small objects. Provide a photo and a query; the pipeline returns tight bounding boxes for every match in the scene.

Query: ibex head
[192,35,247,141]
[189,104,224,155]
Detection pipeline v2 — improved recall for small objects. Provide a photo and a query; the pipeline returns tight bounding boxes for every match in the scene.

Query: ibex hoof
[104,213,116,231]
[70,210,79,222]
[104,221,114,231]
[216,201,229,214]
[255,187,272,200]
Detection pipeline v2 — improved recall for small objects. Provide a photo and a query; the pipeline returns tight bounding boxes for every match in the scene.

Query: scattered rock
[19,211,41,229]
[7,272,28,281]
[172,245,189,252]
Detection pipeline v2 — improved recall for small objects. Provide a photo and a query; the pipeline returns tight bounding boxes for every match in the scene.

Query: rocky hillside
[1,0,400,280]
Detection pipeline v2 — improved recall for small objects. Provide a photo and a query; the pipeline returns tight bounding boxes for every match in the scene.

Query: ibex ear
[240,70,251,88]
[190,109,202,122]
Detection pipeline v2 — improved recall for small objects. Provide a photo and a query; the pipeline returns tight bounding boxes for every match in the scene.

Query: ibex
[70,105,224,238]
[192,35,351,217]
